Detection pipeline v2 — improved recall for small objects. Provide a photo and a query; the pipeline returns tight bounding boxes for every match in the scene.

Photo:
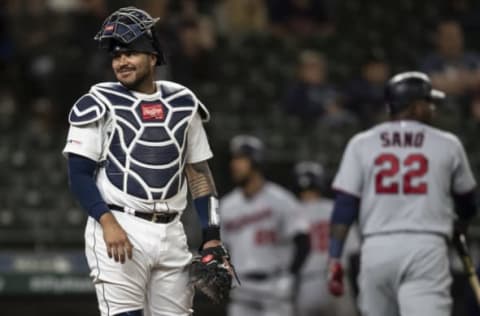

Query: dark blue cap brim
[107,35,157,55]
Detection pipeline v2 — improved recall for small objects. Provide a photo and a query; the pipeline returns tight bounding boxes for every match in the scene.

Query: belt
[242,269,282,281]
[108,204,178,224]
[243,272,270,281]
[363,230,447,240]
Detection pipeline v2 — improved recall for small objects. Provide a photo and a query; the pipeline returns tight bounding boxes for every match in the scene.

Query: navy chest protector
[69,81,209,201]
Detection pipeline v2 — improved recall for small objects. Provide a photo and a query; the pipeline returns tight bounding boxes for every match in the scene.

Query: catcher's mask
[94,6,165,65]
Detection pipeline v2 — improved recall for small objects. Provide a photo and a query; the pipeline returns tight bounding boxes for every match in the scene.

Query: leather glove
[190,245,235,303]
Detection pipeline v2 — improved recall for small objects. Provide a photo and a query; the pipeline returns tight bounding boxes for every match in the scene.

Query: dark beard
[119,68,151,92]
[233,171,255,188]
[234,175,250,188]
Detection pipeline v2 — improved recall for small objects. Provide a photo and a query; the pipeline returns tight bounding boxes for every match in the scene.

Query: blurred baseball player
[328,71,478,316]
[219,135,311,316]
[293,161,359,316]
[63,7,227,316]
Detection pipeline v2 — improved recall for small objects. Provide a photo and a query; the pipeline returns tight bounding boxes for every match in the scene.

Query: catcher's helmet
[94,6,165,65]
[385,71,445,115]
[294,161,326,193]
[230,135,264,167]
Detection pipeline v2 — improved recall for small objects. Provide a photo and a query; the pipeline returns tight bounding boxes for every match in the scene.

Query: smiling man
[63,7,230,316]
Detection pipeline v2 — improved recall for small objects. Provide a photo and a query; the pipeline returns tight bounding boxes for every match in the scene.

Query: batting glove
[327,258,344,296]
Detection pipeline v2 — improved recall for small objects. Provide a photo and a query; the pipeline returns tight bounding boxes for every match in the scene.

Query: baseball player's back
[293,169,359,316]
[328,72,478,316]
[299,199,332,273]
[334,120,475,238]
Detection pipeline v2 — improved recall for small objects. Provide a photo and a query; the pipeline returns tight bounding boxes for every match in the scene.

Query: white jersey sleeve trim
[62,148,100,162]
[331,186,362,198]
[63,123,103,161]
[185,113,213,164]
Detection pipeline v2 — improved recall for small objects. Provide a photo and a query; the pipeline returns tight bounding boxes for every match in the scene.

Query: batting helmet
[294,161,326,193]
[229,135,264,167]
[385,71,445,115]
[94,6,165,65]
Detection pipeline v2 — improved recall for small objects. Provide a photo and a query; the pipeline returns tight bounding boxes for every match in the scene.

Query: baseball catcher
[64,6,234,316]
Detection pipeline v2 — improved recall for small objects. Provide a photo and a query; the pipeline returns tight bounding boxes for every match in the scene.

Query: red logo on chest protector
[141,103,165,121]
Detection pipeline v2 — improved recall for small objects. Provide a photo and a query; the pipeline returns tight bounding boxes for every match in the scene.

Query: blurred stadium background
[1,0,480,315]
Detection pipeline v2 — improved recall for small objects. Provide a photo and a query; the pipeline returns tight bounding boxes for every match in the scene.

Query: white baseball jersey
[299,198,359,274]
[63,80,213,215]
[297,198,360,316]
[300,199,332,275]
[219,182,309,275]
[333,120,476,238]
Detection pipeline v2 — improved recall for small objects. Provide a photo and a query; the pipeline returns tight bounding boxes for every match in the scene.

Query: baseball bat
[453,233,480,306]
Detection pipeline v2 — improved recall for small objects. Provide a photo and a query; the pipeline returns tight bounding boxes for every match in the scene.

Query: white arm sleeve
[186,113,213,163]
[332,136,363,197]
[62,123,103,161]
[452,140,476,194]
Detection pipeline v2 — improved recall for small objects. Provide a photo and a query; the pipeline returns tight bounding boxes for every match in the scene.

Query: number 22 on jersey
[375,153,428,194]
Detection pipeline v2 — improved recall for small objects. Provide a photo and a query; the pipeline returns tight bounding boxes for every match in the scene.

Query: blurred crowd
[1,0,480,246]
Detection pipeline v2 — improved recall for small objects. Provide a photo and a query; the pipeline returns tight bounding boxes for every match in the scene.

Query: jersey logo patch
[141,103,165,121]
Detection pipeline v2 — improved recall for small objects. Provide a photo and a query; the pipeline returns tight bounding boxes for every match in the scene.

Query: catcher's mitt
[190,245,237,303]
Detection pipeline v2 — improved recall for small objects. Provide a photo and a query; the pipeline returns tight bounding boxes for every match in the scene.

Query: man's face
[437,22,463,58]
[363,61,390,85]
[230,156,254,186]
[111,51,155,90]
[299,57,326,85]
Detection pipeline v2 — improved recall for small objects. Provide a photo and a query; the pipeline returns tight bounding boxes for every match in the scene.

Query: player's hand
[202,239,222,250]
[99,212,134,264]
[202,240,235,277]
[327,258,344,296]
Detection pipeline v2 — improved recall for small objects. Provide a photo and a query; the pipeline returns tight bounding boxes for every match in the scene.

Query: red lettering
[375,153,399,193]
[255,229,278,245]
[310,221,329,252]
[374,153,429,194]
[404,154,428,194]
